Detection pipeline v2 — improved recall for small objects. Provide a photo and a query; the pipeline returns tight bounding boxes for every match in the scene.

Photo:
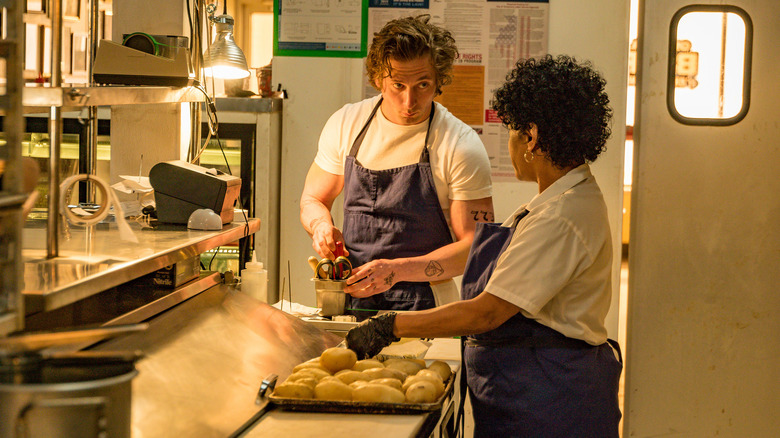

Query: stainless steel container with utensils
[313,279,346,316]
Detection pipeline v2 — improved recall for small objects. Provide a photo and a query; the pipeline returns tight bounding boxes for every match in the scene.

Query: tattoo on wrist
[424,261,444,277]
[383,272,395,286]
[471,210,494,222]
[308,217,327,232]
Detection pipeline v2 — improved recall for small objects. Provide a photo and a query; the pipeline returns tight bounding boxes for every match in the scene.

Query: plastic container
[242,261,268,303]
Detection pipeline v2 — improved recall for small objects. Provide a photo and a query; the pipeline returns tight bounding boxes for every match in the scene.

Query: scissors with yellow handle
[314,256,352,280]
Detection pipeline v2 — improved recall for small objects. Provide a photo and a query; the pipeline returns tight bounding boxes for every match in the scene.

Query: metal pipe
[189,1,205,163]
[84,0,100,203]
[47,0,64,259]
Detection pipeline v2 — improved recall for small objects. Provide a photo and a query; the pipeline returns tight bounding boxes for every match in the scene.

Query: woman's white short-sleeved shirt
[485,164,613,345]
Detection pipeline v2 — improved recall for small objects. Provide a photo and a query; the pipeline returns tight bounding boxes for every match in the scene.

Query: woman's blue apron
[342,99,453,320]
[460,211,623,437]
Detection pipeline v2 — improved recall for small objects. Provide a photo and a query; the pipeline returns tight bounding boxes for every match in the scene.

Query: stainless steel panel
[92,283,342,438]
[21,85,204,110]
[22,220,260,313]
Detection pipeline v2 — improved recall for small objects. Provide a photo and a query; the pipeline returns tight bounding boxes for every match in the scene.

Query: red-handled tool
[334,242,345,278]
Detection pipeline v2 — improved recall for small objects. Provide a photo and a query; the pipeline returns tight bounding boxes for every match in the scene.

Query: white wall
[276,0,630,335]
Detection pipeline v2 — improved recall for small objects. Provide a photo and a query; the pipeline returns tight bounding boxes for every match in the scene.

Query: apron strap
[455,336,467,438]
[418,102,436,164]
[348,98,437,163]
[349,98,383,157]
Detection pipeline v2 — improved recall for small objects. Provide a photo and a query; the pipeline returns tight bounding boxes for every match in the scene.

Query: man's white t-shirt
[485,165,613,345]
[315,95,492,225]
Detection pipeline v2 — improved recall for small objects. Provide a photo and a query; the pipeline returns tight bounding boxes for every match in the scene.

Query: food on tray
[320,347,358,373]
[334,370,372,385]
[352,383,406,403]
[362,367,407,382]
[370,377,403,391]
[272,347,453,405]
[294,367,331,381]
[427,360,452,381]
[405,380,437,403]
[402,373,444,399]
[352,358,384,371]
[274,382,315,399]
[314,379,354,401]
[383,358,425,376]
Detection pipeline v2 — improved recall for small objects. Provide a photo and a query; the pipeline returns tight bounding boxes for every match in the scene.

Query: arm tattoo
[424,261,445,278]
[383,272,395,286]
[470,210,494,222]
[308,217,328,233]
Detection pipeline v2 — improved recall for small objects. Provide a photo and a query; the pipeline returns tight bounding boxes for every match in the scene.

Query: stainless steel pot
[0,325,146,438]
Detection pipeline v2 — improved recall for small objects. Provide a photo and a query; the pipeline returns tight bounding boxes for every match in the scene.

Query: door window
[668,5,752,125]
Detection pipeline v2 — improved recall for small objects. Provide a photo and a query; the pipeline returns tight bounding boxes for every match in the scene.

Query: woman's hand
[345,259,397,298]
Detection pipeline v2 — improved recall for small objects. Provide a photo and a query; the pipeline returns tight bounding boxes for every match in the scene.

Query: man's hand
[345,313,400,359]
[345,259,396,298]
[310,219,348,259]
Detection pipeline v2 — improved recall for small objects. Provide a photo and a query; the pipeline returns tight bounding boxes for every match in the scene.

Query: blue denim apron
[343,99,453,318]
[461,211,623,437]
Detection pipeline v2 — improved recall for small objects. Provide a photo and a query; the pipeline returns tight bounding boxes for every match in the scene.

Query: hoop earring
[523,150,535,163]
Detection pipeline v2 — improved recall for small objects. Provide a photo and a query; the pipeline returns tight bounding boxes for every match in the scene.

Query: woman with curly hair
[347,54,622,437]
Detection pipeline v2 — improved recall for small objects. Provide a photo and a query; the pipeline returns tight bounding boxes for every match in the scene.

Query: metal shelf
[22,219,260,314]
[22,84,205,109]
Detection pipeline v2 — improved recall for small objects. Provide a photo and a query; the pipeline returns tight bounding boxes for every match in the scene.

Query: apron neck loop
[349,98,436,163]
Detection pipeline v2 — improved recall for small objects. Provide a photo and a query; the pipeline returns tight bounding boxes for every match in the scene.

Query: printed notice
[275,0,368,57]
[367,0,549,180]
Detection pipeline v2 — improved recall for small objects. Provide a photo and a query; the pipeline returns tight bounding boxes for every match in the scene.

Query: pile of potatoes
[272,347,452,404]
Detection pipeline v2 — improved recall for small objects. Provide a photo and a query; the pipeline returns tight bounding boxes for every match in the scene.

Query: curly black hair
[366,15,458,96]
[492,55,612,168]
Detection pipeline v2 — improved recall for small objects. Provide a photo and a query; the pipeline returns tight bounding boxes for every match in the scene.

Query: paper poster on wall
[367,0,549,181]
[274,0,369,58]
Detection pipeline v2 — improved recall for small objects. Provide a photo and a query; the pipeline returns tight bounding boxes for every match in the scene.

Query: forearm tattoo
[424,261,444,278]
[308,216,328,233]
[383,272,395,286]
[471,210,494,222]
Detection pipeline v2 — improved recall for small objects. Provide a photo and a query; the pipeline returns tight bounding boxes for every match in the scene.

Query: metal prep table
[17,218,459,437]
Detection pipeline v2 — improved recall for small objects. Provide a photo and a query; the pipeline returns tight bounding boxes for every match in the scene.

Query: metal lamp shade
[203,15,250,79]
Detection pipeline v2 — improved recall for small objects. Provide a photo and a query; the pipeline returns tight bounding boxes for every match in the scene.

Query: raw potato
[370,378,403,391]
[352,359,384,371]
[273,382,314,399]
[363,367,408,382]
[287,376,318,389]
[314,379,354,401]
[416,369,443,382]
[296,367,332,381]
[349,380,369,389]
[405,380,437,403]
[293,361,329,373]
[427,360,452,381]
[403,374,444,398]
[334,370,371,385]
[320,347,358,373]
[352,383,406,404]
[383,358,424,376]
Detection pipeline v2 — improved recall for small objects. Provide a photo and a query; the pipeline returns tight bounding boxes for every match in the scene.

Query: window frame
[667,4,753,126]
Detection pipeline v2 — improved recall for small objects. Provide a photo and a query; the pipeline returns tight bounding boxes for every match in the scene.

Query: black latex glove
[346,312,400,359]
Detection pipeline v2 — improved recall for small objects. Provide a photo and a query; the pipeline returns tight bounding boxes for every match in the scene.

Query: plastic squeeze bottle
[242,255,268,303]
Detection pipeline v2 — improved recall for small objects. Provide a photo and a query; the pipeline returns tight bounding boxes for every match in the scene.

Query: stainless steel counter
[93,283,343,438]
[22,219,260,314]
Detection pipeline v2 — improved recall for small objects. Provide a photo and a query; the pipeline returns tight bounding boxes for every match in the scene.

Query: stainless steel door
[625,0,780,436]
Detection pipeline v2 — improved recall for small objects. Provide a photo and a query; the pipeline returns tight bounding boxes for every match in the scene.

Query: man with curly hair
[300,15,493,318]
[347,54,622,437]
